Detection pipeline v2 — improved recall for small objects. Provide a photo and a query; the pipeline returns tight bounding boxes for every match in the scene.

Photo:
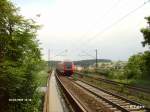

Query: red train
[56,61,74,76]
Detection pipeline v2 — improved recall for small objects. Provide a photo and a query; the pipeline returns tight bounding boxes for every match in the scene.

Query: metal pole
[48,49,50,70]
[96,49,98,70]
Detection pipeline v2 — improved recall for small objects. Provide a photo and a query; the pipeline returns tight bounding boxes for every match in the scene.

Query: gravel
[59,76,113,112]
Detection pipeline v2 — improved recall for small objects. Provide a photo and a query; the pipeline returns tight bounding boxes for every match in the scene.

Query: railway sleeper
[118,103,130,106]
[107,98,119,100]
[111,100,127,104]
[101,94,109,96]
[102,103,122,112]
[108,99,123,102]
[114,111,122,112]
[110,107,118,111]
[105,105,113,108]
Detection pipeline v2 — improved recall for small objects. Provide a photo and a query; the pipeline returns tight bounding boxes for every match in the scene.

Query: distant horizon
[46,58,128,62]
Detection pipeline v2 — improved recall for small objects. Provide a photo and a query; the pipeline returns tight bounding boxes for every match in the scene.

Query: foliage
[36,62,49,87]
[108,52,150,81]
[141,16,150,47]
[0,0,44,111]
[108,16,150,83]
[124,53,144,79]
[124,52,150,79]
[108,69,125,79]
[74,59,111,67]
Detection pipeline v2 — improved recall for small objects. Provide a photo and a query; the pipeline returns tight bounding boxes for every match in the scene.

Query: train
[56,61,74,76]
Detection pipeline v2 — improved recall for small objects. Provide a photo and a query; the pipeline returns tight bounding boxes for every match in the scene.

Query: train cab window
[64,62,72,68]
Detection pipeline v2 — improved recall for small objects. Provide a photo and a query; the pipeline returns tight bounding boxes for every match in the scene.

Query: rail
[73,79,149,112]
[75,72,150,94]
[55,71,87,112]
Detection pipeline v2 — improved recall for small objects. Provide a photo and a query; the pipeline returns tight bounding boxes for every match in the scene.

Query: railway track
[74,80,149,112]
[55,71,149,112]
[55,71,87,112]
[75,72,150,94]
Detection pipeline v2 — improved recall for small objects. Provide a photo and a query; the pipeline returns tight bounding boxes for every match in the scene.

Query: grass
[79,71,150,88]
[35,68,50,112]
[36,69,50,87]
[113,79,150,88]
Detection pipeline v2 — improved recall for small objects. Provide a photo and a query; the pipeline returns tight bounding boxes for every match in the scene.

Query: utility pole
[48,49,50,70]
[95,49,98,71]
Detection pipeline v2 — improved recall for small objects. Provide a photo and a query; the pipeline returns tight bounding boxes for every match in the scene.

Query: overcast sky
[12,0,150,61]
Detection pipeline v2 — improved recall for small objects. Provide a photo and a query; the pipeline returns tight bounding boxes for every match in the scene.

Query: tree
[141,16,150,47]
[124,53,145,79]
[140,16,150,77]
[123,16,150,80]
[0,0,43,111]
[124,51,150,80]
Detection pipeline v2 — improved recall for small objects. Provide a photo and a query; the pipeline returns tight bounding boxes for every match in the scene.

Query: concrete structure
[48,71,64,112]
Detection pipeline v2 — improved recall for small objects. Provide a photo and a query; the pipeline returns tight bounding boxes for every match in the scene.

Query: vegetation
[108,16,150,86]
[0,0,46,111]
[37,63,49,87]
[74,59,111,67]
[77,74,150,108]
[141,16,150,47]
[79,16,150,87]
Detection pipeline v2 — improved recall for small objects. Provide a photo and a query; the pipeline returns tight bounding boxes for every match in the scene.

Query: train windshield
[64,62,72,67]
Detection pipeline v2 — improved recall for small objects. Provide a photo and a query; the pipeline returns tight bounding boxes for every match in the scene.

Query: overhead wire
[50,0,150,61]
[51,50,67,59]
[71,0,122,60]
[71,0,121,48]
[78,16,146,61]
[79,50,95,58]
[75,0,150,59]
[85,0,150,43]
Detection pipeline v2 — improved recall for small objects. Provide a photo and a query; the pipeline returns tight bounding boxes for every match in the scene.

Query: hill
[74,59,111,67]
[47,59,111,67]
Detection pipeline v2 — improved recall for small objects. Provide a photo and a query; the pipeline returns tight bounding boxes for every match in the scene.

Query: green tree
[0,0,43,111]
[140,16,150,77]
[124,53,145,79]
[141,16,150,47]
[124,51,150,80]
[121,16,150,81]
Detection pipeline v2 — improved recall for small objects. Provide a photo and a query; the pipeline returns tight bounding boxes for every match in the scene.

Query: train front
[63,61,74,76]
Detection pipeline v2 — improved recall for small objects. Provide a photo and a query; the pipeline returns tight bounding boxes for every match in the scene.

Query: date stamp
[129,105,145,109]
[9,99,32,102]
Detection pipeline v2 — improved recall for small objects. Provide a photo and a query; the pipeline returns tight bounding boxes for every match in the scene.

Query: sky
[12,0,150,61]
